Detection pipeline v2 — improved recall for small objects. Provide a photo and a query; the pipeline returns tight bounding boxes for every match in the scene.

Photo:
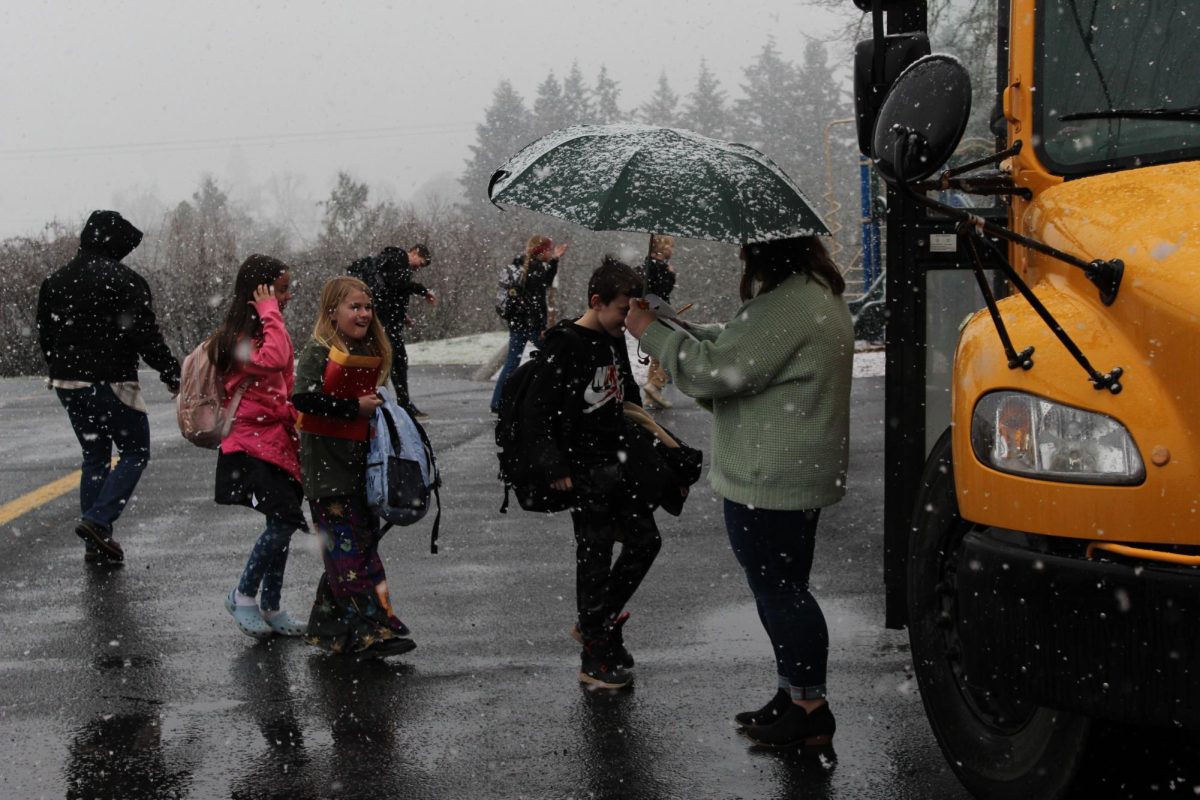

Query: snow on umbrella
[487,123,829,245]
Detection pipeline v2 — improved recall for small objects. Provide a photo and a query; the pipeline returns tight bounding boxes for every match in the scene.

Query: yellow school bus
[855,0,1199,796]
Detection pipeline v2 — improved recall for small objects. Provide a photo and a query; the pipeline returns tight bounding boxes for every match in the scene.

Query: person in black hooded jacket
[37,210,180,564]
[348,243,435,418]
[523,256,660,690]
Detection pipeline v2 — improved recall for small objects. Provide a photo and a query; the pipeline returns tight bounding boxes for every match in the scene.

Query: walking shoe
[357,636,417,660]
[579,639,632,690]
[83,545,122,565]
[224,591,273,640]
[75,520,124,561]
[734,688,792,727]
[742,702,836,749]
[409,406,431,421]
[570,611,634,669]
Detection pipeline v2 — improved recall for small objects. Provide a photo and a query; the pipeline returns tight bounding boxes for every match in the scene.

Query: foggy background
[0,1,995,377]
[1,1,851,238]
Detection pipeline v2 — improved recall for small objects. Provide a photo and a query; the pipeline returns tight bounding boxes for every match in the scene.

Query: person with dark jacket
[36,210,181,564]
[348,244,435,418]
[636,234,677,410]
[524,256,659,690]
[489,234,568,413]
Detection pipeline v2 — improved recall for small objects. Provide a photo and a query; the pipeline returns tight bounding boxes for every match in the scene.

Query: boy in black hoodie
[37,210,180,564]
[525,257,660,689]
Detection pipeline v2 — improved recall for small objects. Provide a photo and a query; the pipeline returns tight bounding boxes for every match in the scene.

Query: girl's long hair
[647,233,673,259]
[739,236,845,302]
[310,276,392,385]
[206,255,290,373]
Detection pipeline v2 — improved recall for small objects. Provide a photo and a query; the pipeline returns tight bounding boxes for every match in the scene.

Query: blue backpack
[366,387,442,553]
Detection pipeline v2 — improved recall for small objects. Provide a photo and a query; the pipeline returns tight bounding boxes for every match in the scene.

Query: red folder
[296,346,383,441]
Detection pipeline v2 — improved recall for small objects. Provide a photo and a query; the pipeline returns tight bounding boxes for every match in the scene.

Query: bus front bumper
[955,530,1200,730]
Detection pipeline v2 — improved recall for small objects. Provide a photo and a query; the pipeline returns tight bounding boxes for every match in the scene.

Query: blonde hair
[526,235,553,260]
[648,234,674,258]
[310,276,392,384]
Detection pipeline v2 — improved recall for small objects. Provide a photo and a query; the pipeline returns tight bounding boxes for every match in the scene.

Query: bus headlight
[970,391,1145,485]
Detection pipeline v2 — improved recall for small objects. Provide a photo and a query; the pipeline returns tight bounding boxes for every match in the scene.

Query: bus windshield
[1036,0,1200,175]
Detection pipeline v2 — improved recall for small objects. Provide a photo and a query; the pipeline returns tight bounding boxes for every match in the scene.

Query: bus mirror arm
[959,227,1035,371]
[889,132,1126,395]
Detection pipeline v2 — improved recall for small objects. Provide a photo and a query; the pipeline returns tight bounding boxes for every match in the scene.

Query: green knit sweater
[639,272,854,510]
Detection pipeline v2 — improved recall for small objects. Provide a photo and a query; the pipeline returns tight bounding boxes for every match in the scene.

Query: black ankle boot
[742,702,836,749]
[571,611,634,669]
[607,611,634,669]
[578,639,632,689]
[734,688,792,727]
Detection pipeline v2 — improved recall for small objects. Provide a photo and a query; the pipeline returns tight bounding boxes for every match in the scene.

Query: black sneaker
[579,639,632,689]
[735,688,792,727]
[83,548,122,566]
[570,611,634,669]
[742,702,836,749]
[358,636,417,660]
[607,611,634,669]
[75,520,124,561]
[408,406,430,422]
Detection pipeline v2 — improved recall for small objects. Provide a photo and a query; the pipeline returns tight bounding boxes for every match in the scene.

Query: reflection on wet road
[2,369,977,799]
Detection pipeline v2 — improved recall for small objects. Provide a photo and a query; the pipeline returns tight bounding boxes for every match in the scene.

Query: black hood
[79,210,143,260]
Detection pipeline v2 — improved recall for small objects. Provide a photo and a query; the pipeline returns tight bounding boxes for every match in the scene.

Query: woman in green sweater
[625,235,853,750]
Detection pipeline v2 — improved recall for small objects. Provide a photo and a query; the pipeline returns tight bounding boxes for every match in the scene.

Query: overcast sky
[1,1,851,240]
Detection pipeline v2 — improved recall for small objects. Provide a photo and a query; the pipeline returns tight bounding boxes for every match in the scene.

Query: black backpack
[347,256,374,283]
[495,349,574,515]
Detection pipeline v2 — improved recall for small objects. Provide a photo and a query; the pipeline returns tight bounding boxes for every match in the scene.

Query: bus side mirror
[853,33,931,154]
[871,54,972,183]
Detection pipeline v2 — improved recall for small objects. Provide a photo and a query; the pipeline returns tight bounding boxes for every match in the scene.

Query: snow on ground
[853,348,885,378]
[406,331,511,366]
[407,331,886,379]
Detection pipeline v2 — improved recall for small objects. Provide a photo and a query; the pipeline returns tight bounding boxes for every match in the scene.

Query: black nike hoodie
[523,319,643,482]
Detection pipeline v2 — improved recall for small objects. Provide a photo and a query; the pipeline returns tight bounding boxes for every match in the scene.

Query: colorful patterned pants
[306,495,406,653]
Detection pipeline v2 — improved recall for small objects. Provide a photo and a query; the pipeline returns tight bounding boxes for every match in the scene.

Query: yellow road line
[0,457,118,527]
[0,470,83,527]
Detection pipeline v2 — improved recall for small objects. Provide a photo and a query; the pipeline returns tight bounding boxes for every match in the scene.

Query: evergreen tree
[319,172,373,251]
[593,64,623,124]
[460,80,532,207]
[161,175,239,348]
[793,39,846,188]
[560,61,594,126]
[735,38,804,179]
[532,71,569,135]
[680,59,732,138]
[639,71,680,127]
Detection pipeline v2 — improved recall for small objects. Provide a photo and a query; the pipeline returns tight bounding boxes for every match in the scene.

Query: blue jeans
[490,324,539,411]
[237,515,297,611]
[56,385,151,535]
[723,500,828,700]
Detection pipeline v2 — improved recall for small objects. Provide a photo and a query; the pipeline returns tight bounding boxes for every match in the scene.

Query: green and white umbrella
[488,123,829,245]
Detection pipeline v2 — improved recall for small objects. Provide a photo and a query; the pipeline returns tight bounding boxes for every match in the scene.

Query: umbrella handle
[487,170,510,207]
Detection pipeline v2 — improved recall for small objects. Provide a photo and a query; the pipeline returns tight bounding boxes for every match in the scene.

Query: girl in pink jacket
[210,255,308,639]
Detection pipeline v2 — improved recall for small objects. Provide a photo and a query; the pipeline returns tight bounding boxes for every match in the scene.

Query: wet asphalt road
[0,367,972,800]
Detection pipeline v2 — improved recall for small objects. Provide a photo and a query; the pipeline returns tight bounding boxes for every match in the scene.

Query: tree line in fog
[1,38,870,377]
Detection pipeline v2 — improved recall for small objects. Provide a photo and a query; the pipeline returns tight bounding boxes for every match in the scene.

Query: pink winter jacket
[218,297,301,483]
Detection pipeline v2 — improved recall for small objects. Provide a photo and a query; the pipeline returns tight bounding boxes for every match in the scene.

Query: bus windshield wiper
[1061,105,1200,122]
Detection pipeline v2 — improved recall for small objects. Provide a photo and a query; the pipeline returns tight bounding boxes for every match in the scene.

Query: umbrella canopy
[488,123,829,245]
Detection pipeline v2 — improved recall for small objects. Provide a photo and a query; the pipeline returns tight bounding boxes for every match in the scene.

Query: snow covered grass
[407,331,510,365]
[409,330,887,378]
